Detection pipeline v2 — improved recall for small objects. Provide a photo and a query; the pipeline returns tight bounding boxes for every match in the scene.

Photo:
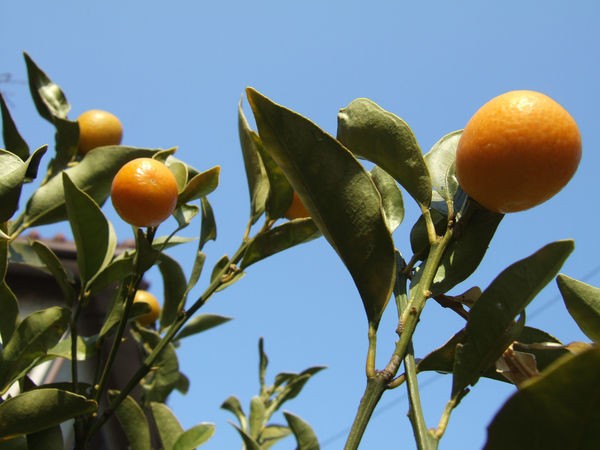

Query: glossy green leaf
[23,53,70,123]
[239,99,269,224]
[452,240,574,397]
[485,346,600,450]
[173,423,215,449]
[284,411,320,450]
[178,166,220,205]
[431,202,503,295]
[370,166,404,233]
[174,314,232,340]
[557,274,600,342]
[86,256,134,295]
[47,117,79,179]
[30,240,77,305]
[249,396,266,440]
[241,218,320,269]
[98,283,130,339]
[210,255,229,283]
[231,424,261,450]
[0,93,29,160]
[167,158,188,192]
[256,134,294,221]
[424,130,462,204]
[23,146,159,227]
[247,88,395,326]
[0,388,96,438]
[150,402,184,450]
[0,147,47,223]
[47,335,96,361]
[26,424,63,450]
[108,391,151,450]
[63,173,116,286]
[337,98,431,207]
[0,281,19,345]
[261,425,292,449]
[179,250,206,311]
[173,203,200,229]
[221,396,248,431]
[199,197,217,250]
[0,307,70,394]
[157,252,187,329]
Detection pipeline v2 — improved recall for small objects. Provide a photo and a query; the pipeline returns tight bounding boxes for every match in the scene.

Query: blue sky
[2,1,599,449]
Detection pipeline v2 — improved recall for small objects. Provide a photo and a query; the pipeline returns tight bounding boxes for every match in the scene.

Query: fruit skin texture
[111,158,179,227]
[455,90,581,213]
[77,109,123,155]
[133,290,160,326]
[285,191,310,220]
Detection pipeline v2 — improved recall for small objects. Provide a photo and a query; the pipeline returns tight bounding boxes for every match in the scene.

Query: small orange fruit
[111,157,179,227]
[285,191,310,220]
[455,90,581,213]
[77,109,123,155]
[133,290,160,326]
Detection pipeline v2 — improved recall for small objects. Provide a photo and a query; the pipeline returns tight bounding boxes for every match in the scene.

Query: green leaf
[0,307,70,394]
[239,99,269,224]
[23,146,159,227]
[268,367,326,416]
[23,53,70,123]
[431,202,503,295]
[108,391,151,450]
[63,173,116,286]
[221,396,247,431]
[256,135,294,221]
[337,98,431,207]
[249,396,266,440]
[557,274,600,342]
[150,402,184,450]
[261,425,292,449]
[0,281,19,345]
[370,166,404,233]
[247,87,396,327]
[0,93,29,160]
[259,338,268,394]
[424,130,462,204]
[87,256,134,296]
[178,166,220,205]
[0,147,47,223]
[26,424,63,450]
[452,240,574,397]
[230,423,261,450]
[178,250,206,312]
[241,219,321,269]
[284,411,320,450]
[0,388,96,438]
[174,314,232,341]
[173,203,200,229]
[484,346,600,450]
[173,423,215,449]
[409,208,447,260]
[157,252,187,329]
[31,240,77,305]
[47,117,79,179]
[199,197,217,250]
[47,335,96,361]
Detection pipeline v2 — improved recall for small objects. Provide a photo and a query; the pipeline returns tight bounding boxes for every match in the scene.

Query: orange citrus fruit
[77,109,123,155]
[133,290,160,326]
[285,191,310,220]
[455,90,581,213]
[111,157,179,227]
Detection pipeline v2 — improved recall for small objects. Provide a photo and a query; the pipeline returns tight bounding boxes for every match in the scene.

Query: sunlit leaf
[173,203,200,229]
[370,166,404,233]
[268,367,326,415]
[173,423,215,449]
[337,98,431,207]
[247,88,395,327]
[199,197,217,250]
[239,99,269,224]
[261,425,291,449]
[178,166,220,205]
[0,307,70,394]
[157,252,187,329]
[249,396,266,440]
[556,274,600,342]
[0,93,29,160]
[108,391,151,450]
[150,402,184,450]
[23,53,70,123]
[485,346,600,450]
[221,396,247,431]
[0,388,96,438]
[174,314,232,341]
[424,130,462,203]
[47,117,79,179]
[240,219,320,269]
[63,173,116,286]
[452,240,574,397]
[284,411,320,450]
[230,423,261,450]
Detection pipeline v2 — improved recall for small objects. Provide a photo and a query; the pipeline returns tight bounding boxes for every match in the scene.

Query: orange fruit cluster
[455,90,581,213]
[111,157,179,227]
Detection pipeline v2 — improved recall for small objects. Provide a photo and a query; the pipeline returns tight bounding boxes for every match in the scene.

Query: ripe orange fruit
[455,90,581,213]
[111,157,179,227]
[285,191,310,220]
[77,109,123,155]
[133,290,160,326]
